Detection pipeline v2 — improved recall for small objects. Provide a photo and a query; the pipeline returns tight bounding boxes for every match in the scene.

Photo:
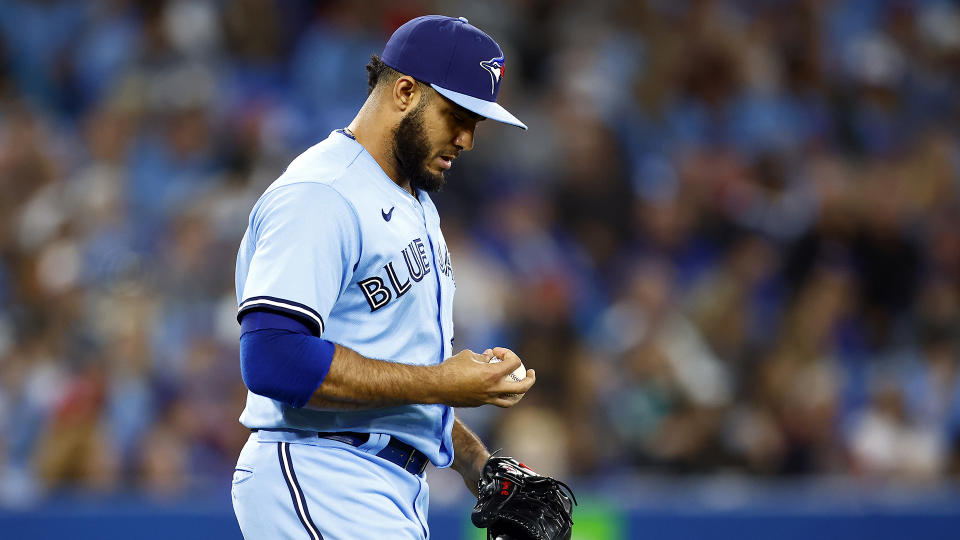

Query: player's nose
[454,125,475,152]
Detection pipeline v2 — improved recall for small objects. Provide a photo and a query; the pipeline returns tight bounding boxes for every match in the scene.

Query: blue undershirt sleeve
[239,310,336,408]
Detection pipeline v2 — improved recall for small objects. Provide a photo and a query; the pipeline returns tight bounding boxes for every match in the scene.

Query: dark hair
[366,54,401,95]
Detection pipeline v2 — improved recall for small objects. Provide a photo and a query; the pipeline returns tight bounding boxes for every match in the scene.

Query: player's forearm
[307,344,443,409]
[451,416,491,497]
[307,345,535,410]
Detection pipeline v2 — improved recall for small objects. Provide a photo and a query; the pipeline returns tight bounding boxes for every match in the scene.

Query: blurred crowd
[0,0,958,505]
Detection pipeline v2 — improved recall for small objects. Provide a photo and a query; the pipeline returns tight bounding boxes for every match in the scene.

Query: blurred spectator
[595,258,731,472]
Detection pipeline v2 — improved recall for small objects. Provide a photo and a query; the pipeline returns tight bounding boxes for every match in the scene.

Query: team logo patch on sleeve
[480,56,505,95]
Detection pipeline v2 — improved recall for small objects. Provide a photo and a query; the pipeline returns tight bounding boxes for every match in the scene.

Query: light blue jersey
[234,130,456,468]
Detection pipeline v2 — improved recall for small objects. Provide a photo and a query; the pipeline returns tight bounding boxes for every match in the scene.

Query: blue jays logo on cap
[380,15,527,130]
[480,56,505,96]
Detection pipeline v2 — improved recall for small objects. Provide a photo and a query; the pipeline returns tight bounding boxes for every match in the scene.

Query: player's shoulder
[269,131,361,193]
[249,132,365,223]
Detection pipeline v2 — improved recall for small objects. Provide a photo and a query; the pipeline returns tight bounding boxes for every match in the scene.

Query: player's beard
[393,100,445,193]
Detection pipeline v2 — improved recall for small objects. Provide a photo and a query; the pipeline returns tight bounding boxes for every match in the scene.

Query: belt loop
[365,433,388,453]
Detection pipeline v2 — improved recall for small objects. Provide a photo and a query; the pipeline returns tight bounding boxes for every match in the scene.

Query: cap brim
[431,84,527,130]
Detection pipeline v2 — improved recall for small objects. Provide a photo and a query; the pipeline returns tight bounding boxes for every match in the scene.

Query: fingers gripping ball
[488,357,527,382]
[472,456,577,540]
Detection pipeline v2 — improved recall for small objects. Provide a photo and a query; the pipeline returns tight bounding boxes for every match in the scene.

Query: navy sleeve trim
[238,295,325,336]
[240,310,313,335]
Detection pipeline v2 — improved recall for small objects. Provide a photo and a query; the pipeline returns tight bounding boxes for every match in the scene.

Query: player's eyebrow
[450,101,487,122]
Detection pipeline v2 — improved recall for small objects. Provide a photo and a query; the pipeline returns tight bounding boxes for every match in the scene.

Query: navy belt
[318,432,429,475]
[252,429,428,475]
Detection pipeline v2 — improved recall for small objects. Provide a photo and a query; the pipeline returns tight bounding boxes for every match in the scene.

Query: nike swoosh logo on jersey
[382,207,395,221]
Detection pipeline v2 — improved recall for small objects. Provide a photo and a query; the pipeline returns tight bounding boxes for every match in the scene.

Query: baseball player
[231,15,536,539]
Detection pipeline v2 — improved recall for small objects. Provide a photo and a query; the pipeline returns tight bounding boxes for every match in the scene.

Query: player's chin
[427,175,447,192]
[425,165,448,186]
[413,169,447,192]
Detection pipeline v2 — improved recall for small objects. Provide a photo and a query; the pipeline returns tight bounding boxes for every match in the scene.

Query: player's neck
[346,112,415,196]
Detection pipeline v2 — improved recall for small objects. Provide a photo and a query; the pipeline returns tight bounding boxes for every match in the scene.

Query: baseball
[489,357,527,382]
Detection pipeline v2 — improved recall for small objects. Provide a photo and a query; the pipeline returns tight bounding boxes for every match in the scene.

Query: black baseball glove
[471,456,577,540]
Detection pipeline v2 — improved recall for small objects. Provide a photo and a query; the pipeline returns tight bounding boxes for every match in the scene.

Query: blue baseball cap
[381,15,527,130]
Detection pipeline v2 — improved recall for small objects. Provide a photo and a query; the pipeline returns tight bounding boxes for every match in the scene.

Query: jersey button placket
[416,202,446,365]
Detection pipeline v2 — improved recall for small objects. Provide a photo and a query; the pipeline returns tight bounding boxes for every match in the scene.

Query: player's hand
[434,348,535,408]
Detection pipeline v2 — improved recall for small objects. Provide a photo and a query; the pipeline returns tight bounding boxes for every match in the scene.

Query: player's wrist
[417,364,447,405]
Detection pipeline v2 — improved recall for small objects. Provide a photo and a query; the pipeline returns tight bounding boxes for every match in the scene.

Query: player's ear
[392,76,419,113]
